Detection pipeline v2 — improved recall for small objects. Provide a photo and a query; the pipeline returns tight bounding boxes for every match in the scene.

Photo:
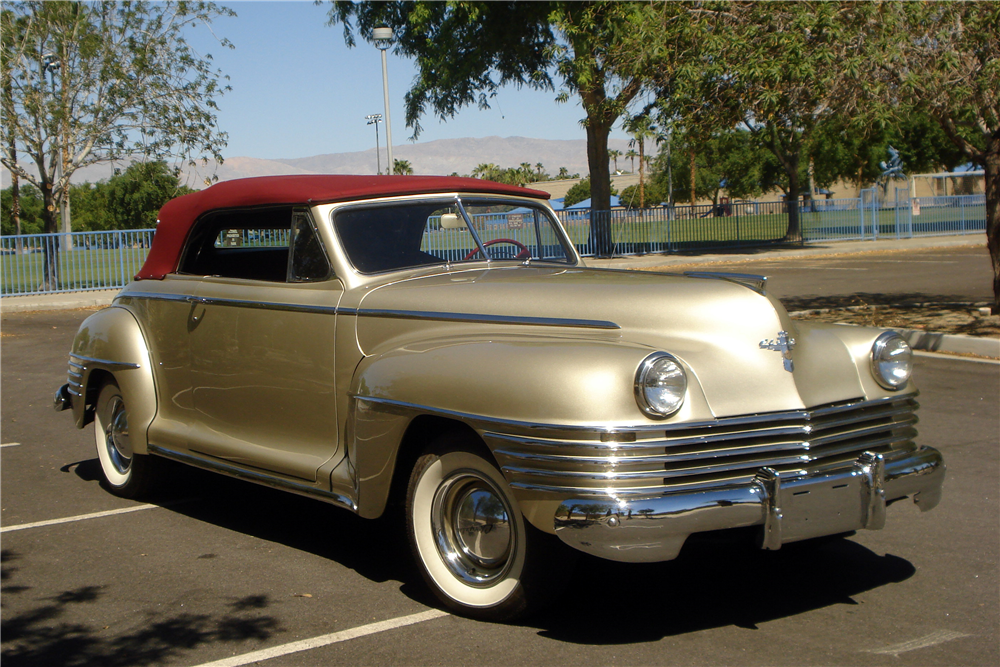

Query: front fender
[346,336,714,519]
[70,306,156,455]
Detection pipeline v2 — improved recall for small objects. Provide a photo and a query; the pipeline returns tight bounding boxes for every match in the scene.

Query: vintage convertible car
[55,175,944,620]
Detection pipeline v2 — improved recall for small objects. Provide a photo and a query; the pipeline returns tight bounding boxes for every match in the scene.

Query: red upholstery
[136,175,549,280]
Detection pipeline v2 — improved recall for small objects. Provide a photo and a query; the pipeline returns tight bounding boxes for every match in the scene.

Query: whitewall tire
[94,380,155,499]
[405,433,572,621]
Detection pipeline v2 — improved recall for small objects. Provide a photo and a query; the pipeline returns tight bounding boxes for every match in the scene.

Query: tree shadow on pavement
[781,291,986,312]
[1,549,283,667]
[526,531,914,643]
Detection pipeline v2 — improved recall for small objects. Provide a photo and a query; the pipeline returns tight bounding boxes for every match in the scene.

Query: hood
[355,266,867,418]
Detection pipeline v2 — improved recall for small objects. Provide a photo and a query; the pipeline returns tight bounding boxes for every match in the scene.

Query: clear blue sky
[189,1,633,160]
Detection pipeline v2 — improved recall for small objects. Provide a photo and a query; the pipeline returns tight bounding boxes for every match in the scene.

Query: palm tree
[393,159,413,175]
[625,149,637,173]
[626,116,657,208]
[609,149,622,174]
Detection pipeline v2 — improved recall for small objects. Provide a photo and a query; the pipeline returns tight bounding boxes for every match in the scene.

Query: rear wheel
[405,433,571,621]
[94,380,156,499]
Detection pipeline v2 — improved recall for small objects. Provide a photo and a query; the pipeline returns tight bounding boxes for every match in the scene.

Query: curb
[892,328,1000,359]
[0,289,119,314]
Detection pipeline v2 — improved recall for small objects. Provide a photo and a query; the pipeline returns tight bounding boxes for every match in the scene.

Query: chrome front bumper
[552,446,944,563]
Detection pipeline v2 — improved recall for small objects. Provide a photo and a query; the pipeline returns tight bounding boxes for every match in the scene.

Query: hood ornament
[760,331,795,372]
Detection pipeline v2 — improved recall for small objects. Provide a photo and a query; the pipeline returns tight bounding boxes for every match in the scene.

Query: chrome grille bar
[491,395,920,496]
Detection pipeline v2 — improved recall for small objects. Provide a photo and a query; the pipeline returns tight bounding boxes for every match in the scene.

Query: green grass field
[2,201,985,296]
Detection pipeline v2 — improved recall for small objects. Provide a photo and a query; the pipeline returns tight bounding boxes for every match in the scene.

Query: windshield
[333,198,575,274]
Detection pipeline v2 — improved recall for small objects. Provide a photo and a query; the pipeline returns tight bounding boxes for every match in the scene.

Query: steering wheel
[464,238,532,261]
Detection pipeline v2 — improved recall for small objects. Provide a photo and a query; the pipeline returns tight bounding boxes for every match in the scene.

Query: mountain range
[1,136,635,189]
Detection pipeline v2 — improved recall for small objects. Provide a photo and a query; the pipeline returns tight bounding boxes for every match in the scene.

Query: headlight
[870,332,912,390]
[635,353,687,418]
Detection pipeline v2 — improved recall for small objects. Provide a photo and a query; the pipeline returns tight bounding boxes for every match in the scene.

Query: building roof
[136,175,549,280]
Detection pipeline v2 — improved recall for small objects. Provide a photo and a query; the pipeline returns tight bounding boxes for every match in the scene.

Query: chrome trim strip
[119,291,619,329]
[352,308,620,330]
[683,271,768,294]
[69,353,140,371]
[146,444,357,512]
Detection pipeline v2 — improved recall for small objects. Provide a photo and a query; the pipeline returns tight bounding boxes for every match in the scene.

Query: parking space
[2,245,998,666]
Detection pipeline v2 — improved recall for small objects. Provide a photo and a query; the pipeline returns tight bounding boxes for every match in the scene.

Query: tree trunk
[689,149,696,205]
[638,137,645,208]
[586,119,614,257]
[41,180,60,290]
[786,161,802,243]
[985,136,1000,311]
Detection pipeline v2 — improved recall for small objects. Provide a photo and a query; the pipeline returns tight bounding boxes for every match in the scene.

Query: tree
[564,178,617,208]
[875,2,999,309]
[105,161,194,230]
[651,2,883,241]
[608,149,621,173]
[393,158,414,175]
[327,1,672,256]
[1,1,233,286]
[1,182,43,235]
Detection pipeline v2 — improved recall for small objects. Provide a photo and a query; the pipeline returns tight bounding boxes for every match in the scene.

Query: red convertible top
[136,174,550,280]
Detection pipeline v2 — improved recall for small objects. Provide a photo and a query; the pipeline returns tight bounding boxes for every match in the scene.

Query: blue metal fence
[1,193,987,297]
[1,229,154,296]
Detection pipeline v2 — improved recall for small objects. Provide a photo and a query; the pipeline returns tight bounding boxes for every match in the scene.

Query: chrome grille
[488,395,920,497]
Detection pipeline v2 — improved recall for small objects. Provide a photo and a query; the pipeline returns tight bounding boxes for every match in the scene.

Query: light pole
[366,114,383,174]
[373,27,394,175]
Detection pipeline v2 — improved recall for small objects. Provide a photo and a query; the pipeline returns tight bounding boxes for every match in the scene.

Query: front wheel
[405,434,571,621]
[94,380,156,499]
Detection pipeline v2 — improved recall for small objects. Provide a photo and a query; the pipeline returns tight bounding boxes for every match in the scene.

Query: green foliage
[1,183,43,235]
[392,159,414,175]
[471,162,551,186]
[105,161,194,230]
[563,178,617,207]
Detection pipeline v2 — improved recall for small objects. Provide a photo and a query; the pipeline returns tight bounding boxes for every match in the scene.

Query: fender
[346,335,714,519]
[69,306,157,455]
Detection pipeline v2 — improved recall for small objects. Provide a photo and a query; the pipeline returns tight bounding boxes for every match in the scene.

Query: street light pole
[366,114,383,174]
[43,53,71,252]
[373,27,394,175]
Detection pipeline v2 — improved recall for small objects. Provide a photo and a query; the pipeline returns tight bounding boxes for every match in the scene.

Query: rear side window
[179,207,331,282]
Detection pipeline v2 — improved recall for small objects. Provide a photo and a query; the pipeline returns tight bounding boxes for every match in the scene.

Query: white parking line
[0,442,22,448]
[866,630,970,657]
[190,609,450,667]
[0,503,161,533]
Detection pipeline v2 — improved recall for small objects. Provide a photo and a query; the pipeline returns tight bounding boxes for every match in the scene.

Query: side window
[288,210,332,282]
[179,206,331,283]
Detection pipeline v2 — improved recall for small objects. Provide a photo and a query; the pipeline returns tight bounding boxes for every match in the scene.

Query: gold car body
[58,178,944,564]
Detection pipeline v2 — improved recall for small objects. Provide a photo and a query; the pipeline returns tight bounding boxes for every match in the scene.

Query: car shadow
[57,461,915,643]
[524,533,915,643]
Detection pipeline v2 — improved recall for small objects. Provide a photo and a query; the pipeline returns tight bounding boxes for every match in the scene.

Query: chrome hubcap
[431,471,515,586]
[104,396,132,475]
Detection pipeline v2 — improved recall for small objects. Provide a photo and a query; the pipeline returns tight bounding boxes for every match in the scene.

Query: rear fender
[70,306,156,455]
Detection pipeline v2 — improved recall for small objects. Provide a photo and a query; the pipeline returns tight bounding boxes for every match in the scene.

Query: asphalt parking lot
[2,245,998,666]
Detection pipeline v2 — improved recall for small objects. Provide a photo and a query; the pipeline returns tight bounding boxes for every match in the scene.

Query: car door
[186,209,344,482]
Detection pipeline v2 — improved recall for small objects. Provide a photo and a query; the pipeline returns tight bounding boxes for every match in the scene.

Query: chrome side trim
[683,271,768,294]
[119,291,619,329]
[69,353,140,371]
[120,291,341,316]
[352,308,620,330]
[147,444,358,512]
